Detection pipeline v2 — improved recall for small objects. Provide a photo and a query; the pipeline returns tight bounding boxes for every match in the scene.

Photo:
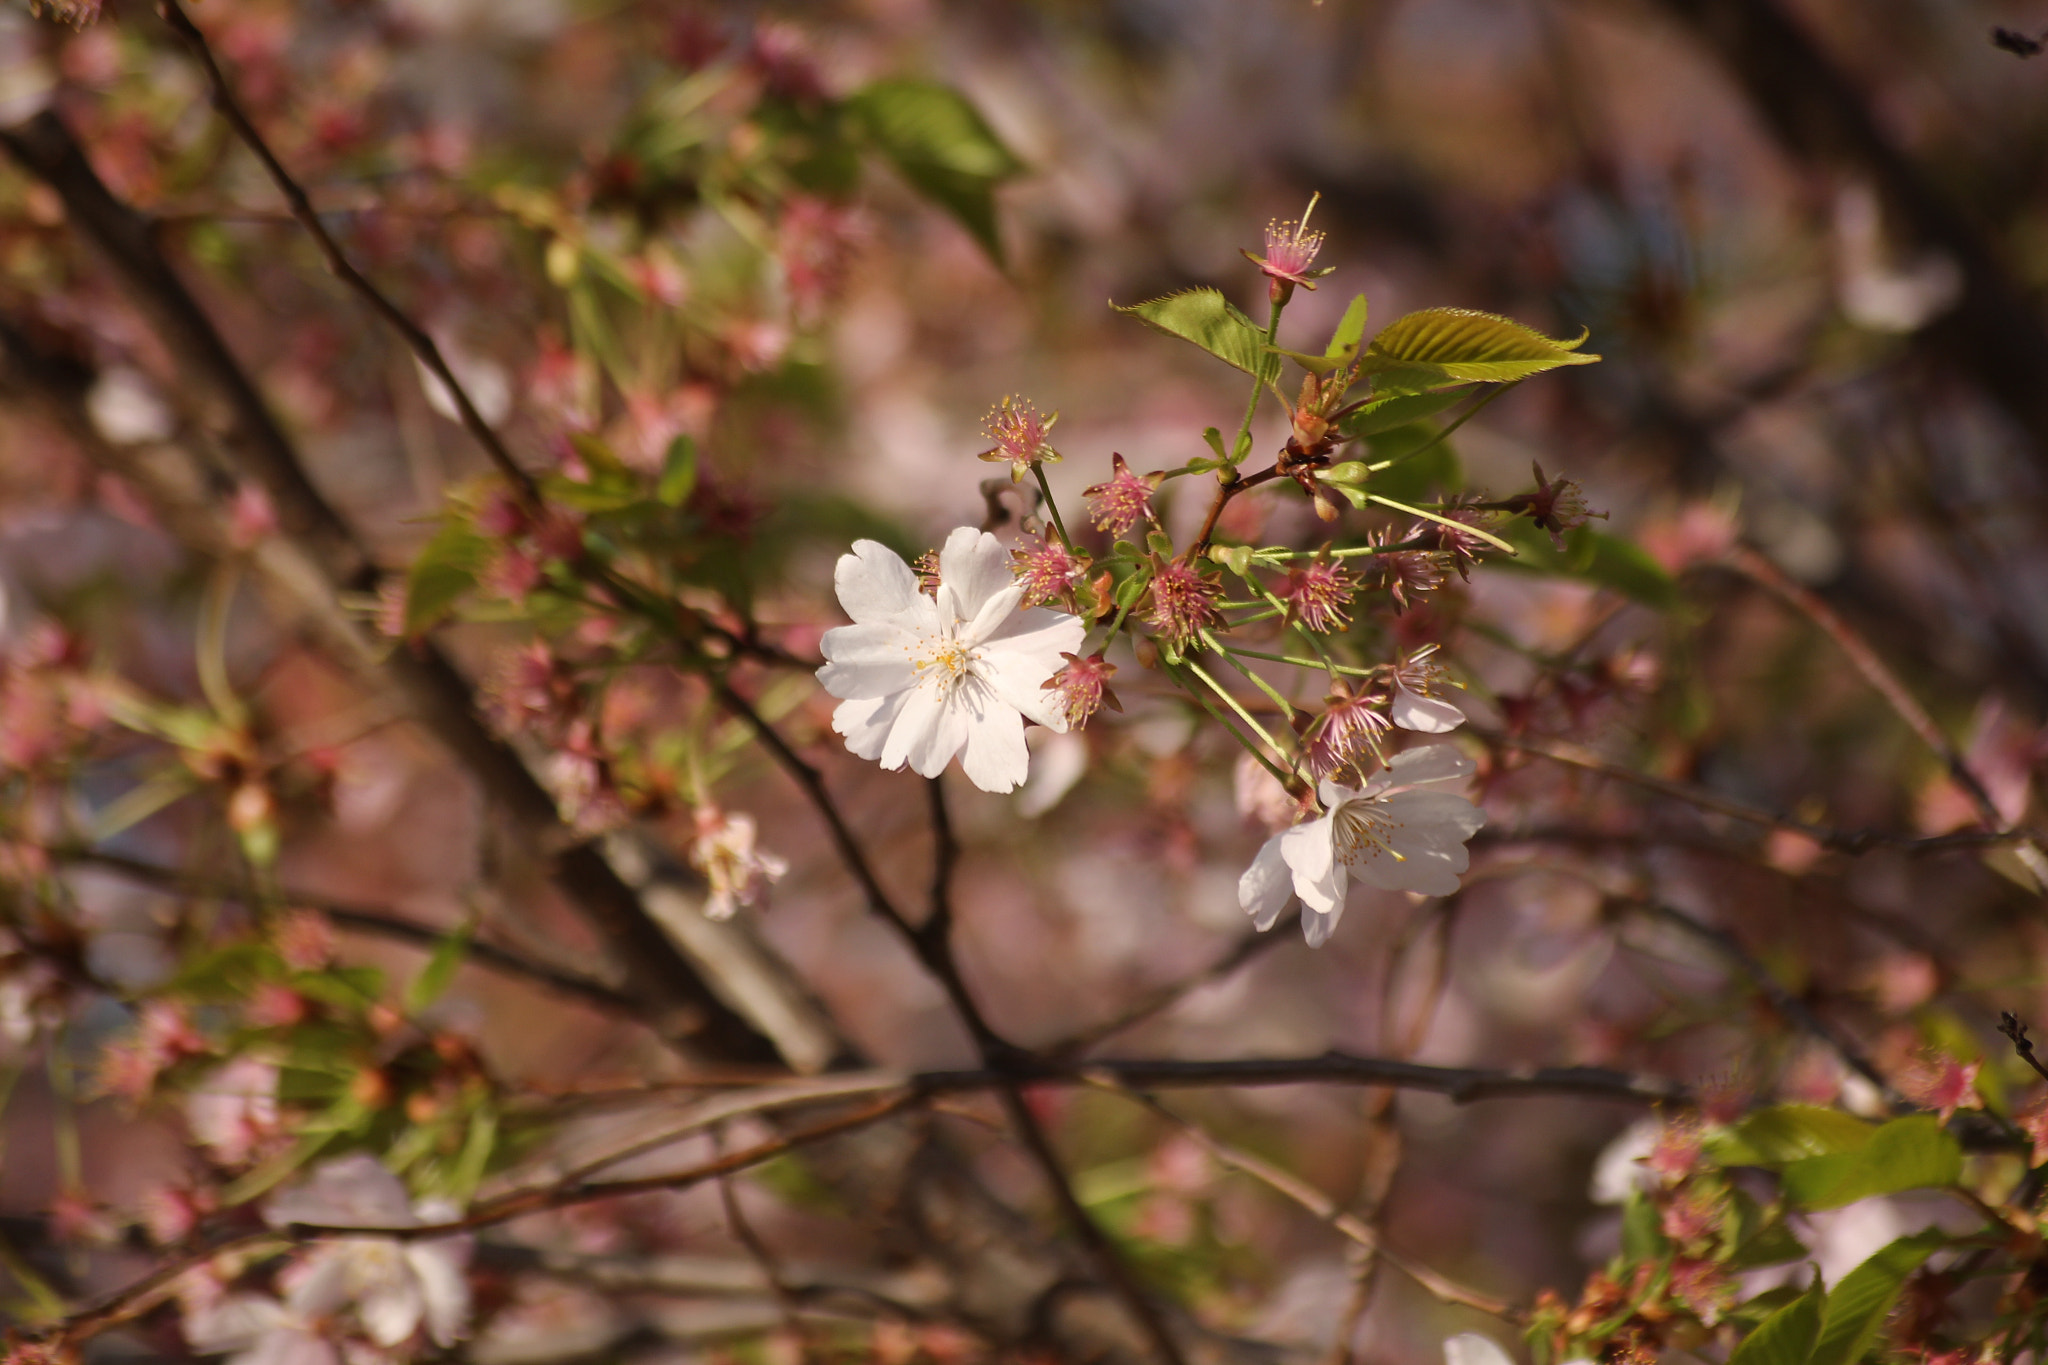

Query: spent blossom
[1013,532,1085,609]
[977,396,1061,483]
[1506,462,1607,550]
[688,807,789,920]
[1238,744,1486,947]
[1144,561,1222,648]
[1043,651,1120,728]
[1281,559,1355,634]
[817,528,1085,793]
[1388,644,1466,733]
[1304,684,1391,778]
[1409,506,1494,581]
[1373,532,1448,611]
[1084,453,1157,536]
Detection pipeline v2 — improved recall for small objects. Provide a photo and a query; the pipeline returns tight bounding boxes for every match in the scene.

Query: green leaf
[1487,520,1679,611]
[1361,308,1601,387]
[1342,388,1471,439]
[403,519,490,637]
[1780,1116,1963,1210]
[1112,289,1282,387]
[656,435,698,507]
[1202,427,1228,462]
[1620,1190,1667,1262]
[1115,571,1149,610]
[446,1105,499,1204]
[1728,1281,1825,1365]
[845,79,1022,264]
[1327,293,1370,361]
[1711,1105,1878,1167]
[1809,1231,1950,1365]
[405,920,475,1015]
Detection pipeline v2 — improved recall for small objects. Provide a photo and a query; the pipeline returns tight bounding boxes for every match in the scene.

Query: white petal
[817,622,920,699]
[952,580,1021,644]
[282,1249,354,1319]
[879,682,948,774]
[1280,818,1341,914]
[978,599,1085,652]
[266,1155,414,1229]
[958,697,1030,792]
[1317,779,1361,808]
[835,541,925,624]
[358,1272,425,1348]
[906,687,972,779]
[834,692,907,761]
[408,1244,473,1346]
[240,1328,338,1365]
[1445,1335,1518,1365]
[1391,683,1466,733]
[1382,743,1475,788]
[937,527,1013,623]
[1301,903,1342,947]
[1349,792,1485,896]
[1239,835,1294,930]
[979,641,1073,732]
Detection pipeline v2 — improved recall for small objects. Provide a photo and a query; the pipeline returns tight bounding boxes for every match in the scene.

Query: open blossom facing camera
[818,528,1085,793]
[1239,745,1486,947]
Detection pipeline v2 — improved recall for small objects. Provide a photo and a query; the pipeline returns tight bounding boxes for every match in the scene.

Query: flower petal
[1445,1335,1518,1365]
[1382,743,1475,788]
[1238,834,1294,930]
[835,540,926,624]
[1301,903,1342,948]
[980,641,1078,732]
[1281,817,1341,914]
[904,685,971,779]
[358,1270,425,1348]
[833,692,907,761]
[408,1243,473,1347]
[817,622,921,699]
[958,693,1030,792]
[936,526,1014,624]
[1347,790,1485,896]
[1391,683,1465,733]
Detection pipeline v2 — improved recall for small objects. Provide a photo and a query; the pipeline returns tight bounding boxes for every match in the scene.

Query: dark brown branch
[51,845,637,1017]
[155,0,536,502]
[0,109,779,1065]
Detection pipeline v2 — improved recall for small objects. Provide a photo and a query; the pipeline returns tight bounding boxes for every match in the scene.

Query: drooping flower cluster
[1239,745,1486,947]
[818,529,1085,793]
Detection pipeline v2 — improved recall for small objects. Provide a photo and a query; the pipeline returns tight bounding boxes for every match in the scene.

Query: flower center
[917,637,977,692]
[1332,798,1405,865]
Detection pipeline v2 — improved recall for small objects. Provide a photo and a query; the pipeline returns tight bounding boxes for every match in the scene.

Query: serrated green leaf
[403,519,490,637]
[1711,1105,1878,1167]
[1728,1281,1824,1365]
[1361,307,1601,386]
[1808,1230,1949,1365]
[845,79,1022,264]
[405,920,475,1016]
[1780,1116,1962,1210]
[656,435,698,507]
[1112,289,1282,386]
[1342,388,1471,439]
[1328,293,1369,361]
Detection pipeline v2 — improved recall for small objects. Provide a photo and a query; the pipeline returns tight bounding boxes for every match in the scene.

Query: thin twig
[1999,1013,2048,1086]
[1088,1078,1517,1321]
[1045,925,1292,1060]
[50,845,636,1016]
[156,0,537,502]
[1629,898,1897,1101]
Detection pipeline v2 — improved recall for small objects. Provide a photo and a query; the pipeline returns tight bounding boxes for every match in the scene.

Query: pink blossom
[228,484,279,549]
[977,396,1062,482]
[1896,1052,1981,1122]
[1144,562,1221,647]
[99,1001,208,1104]
[688,808,789,920]
[275,910,337,972]
[1388,645,1466,733]
[1085,454,1157,536]
[1241,195,1328,297]
[1042,652,1120,728]
[1506,462,1607,550]
[1373,534,1448,611]
[1013,534,1085,609]
[1281,560,1355,634]
[1304,685,1390,778]
[187,1056,282,1165]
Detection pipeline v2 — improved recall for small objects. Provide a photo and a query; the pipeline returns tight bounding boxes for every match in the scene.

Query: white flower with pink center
[817,528,1084,794]
[1238,744,1486,947]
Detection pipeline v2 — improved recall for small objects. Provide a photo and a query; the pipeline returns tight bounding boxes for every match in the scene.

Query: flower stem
[1363,380,1519,471]
[1202,631,1300,720]
[1182,655,1286,756]
[1230,299,1286,467]
[1172,665,1295,787]
[1032,463,1075,552]
[1366,494,1518,552]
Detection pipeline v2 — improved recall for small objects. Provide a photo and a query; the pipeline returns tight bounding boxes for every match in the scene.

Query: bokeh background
[1,0,2046,1359]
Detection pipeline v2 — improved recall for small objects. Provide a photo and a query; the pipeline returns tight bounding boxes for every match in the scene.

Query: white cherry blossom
[1238,744,1486,947]
[817,527,1085,793]
[262,1155,472,1350]
[1389,644,1466,733]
